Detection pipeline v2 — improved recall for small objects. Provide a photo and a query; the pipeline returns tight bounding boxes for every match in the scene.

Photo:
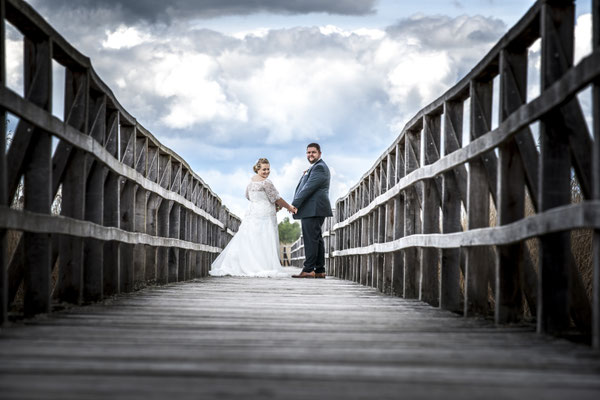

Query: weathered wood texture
[0,0,240,320]
[293,0,600,346]
[593,0,600,350]
[1,275,600,400]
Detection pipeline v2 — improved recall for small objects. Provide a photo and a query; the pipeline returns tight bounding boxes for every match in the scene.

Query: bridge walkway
[1,269,600,399]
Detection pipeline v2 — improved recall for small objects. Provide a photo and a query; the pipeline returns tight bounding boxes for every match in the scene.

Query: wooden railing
[290,212,335,272]
[292,0,600,346]
[0,0,240,322]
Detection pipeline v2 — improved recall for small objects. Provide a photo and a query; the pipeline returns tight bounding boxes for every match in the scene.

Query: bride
[209,158,297,277]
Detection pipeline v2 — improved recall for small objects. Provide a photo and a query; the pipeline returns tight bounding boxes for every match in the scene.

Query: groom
[291,143,333,278]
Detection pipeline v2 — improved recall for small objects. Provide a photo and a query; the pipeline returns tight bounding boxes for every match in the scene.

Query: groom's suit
[292,158,333,274]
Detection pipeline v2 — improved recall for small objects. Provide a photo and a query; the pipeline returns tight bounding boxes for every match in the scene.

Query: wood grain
[1,274,599,399]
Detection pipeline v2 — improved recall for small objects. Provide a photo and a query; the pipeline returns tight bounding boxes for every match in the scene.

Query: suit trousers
[301,216,326,273]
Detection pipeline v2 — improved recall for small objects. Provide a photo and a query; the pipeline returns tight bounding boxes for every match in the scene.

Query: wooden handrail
[0,0,240,322]
[292,0,600,346]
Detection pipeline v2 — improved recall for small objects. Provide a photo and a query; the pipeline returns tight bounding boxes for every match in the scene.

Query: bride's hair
[253,158,270,173]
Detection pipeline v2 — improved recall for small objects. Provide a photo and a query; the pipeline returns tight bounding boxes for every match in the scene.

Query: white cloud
[5,35,24,96]
[230,54,369,143]
[11,4,519,220]
[319,25,385,40]
[102,25,151,49]
[231,28,270,40]
[574,13,592,65]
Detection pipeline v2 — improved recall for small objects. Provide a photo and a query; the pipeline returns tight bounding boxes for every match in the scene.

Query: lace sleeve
[263,179,281,203]
[245,184,250,200]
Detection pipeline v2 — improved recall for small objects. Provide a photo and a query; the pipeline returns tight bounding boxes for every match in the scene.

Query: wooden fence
[291,0,600,347]
[0,0,240,322]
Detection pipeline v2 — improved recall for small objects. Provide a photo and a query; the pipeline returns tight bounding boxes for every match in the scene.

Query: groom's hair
[307,143,321,152]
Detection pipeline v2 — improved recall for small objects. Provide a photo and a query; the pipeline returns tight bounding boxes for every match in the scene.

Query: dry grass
[454,179,593,321]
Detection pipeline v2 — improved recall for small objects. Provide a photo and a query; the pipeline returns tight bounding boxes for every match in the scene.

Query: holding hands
[277,204,297,214]
[275,198,297,214]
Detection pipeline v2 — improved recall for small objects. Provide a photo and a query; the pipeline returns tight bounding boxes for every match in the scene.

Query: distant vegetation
[278,217,301,244]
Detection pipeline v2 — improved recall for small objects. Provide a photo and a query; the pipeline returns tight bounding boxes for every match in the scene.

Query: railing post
[0,0,7,325]
[592,0,600,349]
[133,188,147,287]
[496,47,528,323]
[145,194,160,282]
[360,185,368,285]
[103,171,120,296]
[156,200,171,283]
[190,187,200,278]
[383,153,395,294]
[404,130,421,298]
[392,142,405,296]
[23,34,52,317]
[377,166,386,291]
[55,65,89,304]
[119,179,136,293]
[367,175,374,286]
[441,100,463,312]
[83,162,106,302]
[169,203,181,282]
[421,113,441,306]
[169,163,181,282]
[537,0,575,334]
[465,78,493,317]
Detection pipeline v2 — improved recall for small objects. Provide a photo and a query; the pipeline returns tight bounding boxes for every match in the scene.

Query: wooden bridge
[1,0,600,398]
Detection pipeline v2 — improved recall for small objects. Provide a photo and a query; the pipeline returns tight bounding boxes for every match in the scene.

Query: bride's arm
[264,179,296,213]
[275,198,297,213]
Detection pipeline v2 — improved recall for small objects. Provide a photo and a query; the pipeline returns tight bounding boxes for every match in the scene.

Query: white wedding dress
[209,178,289,277]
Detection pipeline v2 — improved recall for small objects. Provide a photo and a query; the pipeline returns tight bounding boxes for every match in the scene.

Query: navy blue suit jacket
[292,159,333,219]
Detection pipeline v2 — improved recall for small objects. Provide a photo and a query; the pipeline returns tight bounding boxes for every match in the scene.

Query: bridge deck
[1,269,599,399]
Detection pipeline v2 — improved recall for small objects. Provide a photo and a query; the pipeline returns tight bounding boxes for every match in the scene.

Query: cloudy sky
[5,0,594,220]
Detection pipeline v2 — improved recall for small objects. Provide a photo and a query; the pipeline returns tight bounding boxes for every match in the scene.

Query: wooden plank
[83,162,106,303]
[331,201,600,256]
[169,203,180,282]
[441,100,463,313]
[1,276,600,399]
[495,48,527,324]
[51,68,89,196]
[88,93,106,145]
[592,0,600,349]
[392,193,404,297]
[537,1,574,335]
[22,34,52,318]
[0,0,6,323]
[383,200,394,293]
[103,172,120,296]
[64,68,88,133]
[377,204,385,291]
[392,143,405,296]
[360,211,368,286]
[145,195,161,281]
[421,114,441,306]
[465,79,492,317]
[179,209,188,281]
[120,125,135,168]
[105,109,118,158]
[119,181,136,293]
[404,131,421,298]
[135,136,147,176]
[54,150,87,304]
